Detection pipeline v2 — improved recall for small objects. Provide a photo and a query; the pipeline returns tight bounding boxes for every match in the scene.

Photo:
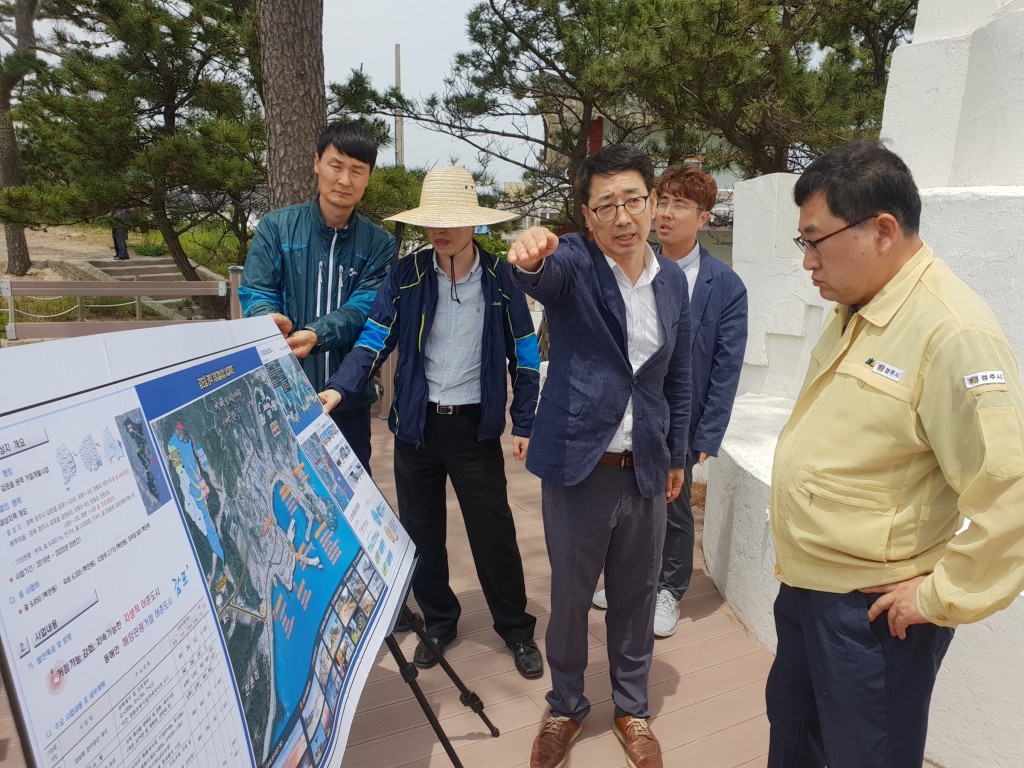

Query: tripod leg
[403,608,500,737]
[385,634,465,768]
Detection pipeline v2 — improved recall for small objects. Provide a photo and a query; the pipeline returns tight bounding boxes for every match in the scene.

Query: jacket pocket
[795,468,898,563]
[539,378,585,416]
[979,406,1024,479]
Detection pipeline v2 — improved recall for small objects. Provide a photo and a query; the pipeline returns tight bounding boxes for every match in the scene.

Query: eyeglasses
[655,199,704,214]
[793,214,876,256]
[589,195,648,223]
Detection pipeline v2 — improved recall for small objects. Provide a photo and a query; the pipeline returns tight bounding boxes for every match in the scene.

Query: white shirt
[656,241,700,301]
[605,245,664,453]
[677,241,701,302]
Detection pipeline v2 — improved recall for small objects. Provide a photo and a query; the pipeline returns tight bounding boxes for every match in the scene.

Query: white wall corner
[880,37,971,188]
[732,174,829,400]
[912,0,1008,43]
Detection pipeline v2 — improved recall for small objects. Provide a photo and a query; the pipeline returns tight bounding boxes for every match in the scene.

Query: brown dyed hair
[656,165,717,212]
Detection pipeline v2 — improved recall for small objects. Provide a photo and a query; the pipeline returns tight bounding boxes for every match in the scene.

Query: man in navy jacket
[508,145,691,768]
[594,165,748,637]
[320,167,544,680]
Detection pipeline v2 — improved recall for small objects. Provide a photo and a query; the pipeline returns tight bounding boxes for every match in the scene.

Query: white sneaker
[653,589,679,637]
[592,589,608,609]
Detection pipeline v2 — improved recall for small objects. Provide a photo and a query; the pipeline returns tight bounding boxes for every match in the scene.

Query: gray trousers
[542,465,667,721]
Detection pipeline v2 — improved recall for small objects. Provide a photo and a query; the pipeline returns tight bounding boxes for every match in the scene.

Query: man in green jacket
[239,122,395,469]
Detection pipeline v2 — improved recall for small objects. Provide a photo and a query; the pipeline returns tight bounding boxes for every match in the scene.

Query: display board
[0,318,415,768]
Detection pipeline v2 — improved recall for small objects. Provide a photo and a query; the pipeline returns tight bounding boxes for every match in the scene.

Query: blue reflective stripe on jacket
[326,245,539,444]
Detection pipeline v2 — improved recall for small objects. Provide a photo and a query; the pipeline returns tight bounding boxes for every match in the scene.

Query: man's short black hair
[576,144,655,206]
[794,141,921,235]
[316,121,379,170]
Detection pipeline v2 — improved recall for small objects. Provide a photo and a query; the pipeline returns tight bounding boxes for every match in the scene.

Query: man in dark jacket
[319,167,544,679]
[593,165,748,638]
[508,145,691,768]
[239,121,395,469]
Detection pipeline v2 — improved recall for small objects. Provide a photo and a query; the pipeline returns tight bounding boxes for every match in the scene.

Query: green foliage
[0,0,265,277]
[359,164,427,224]
[332,0,916,228]
[474,232,510,259]
[328,67,395,150]
[178,224,243,275]
[608,0,916,174]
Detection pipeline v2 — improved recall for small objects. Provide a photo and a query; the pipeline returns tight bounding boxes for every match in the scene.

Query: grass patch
[1,294,166,340]
[177,225,242,277]
[74,223,244,276]
[133,231,168,257]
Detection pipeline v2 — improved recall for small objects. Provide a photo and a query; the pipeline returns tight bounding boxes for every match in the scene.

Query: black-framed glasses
[589,195,649,223]
[793,214,876,255]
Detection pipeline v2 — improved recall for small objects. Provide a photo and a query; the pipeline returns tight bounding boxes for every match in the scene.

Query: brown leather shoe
[613,716,662,768]
[530,715,582,768]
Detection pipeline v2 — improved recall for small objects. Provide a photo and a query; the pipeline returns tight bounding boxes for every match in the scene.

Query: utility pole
[394,43,405,168]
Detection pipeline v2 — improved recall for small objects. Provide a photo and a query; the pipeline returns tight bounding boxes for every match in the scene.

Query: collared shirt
[424,248,484,405]
[605,245,664,453]
[673,241,701,302]
[770,243,1024,626]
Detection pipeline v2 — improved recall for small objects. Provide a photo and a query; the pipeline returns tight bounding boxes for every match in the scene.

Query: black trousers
[659,460,694,599]
[330,406,372,474]
[766,583,954,768]
[393,407,535,645]
[112,225,129,260]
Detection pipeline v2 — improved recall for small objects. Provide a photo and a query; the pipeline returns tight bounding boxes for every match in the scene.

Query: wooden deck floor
[0,415,939,767]
[339,420,773,768]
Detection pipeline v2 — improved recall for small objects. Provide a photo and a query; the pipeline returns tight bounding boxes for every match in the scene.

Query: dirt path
[1,226,119,280]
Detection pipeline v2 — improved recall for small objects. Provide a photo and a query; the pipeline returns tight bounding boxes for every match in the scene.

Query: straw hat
[384,167,519,228]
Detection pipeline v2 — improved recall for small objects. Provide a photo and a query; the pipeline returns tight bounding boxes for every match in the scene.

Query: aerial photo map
[143,349,379,767]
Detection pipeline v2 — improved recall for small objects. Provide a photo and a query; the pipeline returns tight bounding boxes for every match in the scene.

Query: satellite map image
[148,357,377,766]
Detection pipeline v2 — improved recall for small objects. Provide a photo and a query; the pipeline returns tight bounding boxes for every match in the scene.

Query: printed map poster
[0,318,415,768]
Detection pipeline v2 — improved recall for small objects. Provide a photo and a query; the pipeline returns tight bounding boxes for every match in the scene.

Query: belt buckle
[436,404,455,415]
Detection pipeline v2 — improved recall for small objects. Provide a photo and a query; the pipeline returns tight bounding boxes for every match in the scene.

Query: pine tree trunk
[151,191,201,282]
[0,109,29,275]
[0,0,39,276]
[255,0,326,210]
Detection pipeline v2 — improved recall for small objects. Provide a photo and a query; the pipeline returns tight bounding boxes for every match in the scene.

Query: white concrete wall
[912,0,1007,42]
[880,36,972,188]
[702,395,790,648]
[730,174,829,401]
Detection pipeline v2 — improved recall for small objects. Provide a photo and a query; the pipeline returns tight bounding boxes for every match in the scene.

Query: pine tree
[4,0,265,278]
[0,0,41,275]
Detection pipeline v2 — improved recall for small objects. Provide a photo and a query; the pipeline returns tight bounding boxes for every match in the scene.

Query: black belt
[428,402,481,415]
[597,452,634,468]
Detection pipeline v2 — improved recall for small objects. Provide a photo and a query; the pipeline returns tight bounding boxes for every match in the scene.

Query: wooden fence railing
[2,269,242,341]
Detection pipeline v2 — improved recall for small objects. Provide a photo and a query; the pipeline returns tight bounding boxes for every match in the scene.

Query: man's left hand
[512,436,529,461]
[288,329,319,359]
[860,575,929,640]
[665,467,684,502]
[698,452,709,465]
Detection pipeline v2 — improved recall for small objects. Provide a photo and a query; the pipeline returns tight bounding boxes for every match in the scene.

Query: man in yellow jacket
[768,141,1024,768]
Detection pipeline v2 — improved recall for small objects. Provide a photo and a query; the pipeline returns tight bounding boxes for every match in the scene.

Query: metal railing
[2,277,233,341]
[2,267,395,418]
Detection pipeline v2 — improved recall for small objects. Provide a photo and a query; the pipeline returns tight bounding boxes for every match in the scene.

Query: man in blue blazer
[508,145,692,768]
[594,165,749,637]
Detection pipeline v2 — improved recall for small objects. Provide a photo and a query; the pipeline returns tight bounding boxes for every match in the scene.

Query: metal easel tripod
[383,606,499,768]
